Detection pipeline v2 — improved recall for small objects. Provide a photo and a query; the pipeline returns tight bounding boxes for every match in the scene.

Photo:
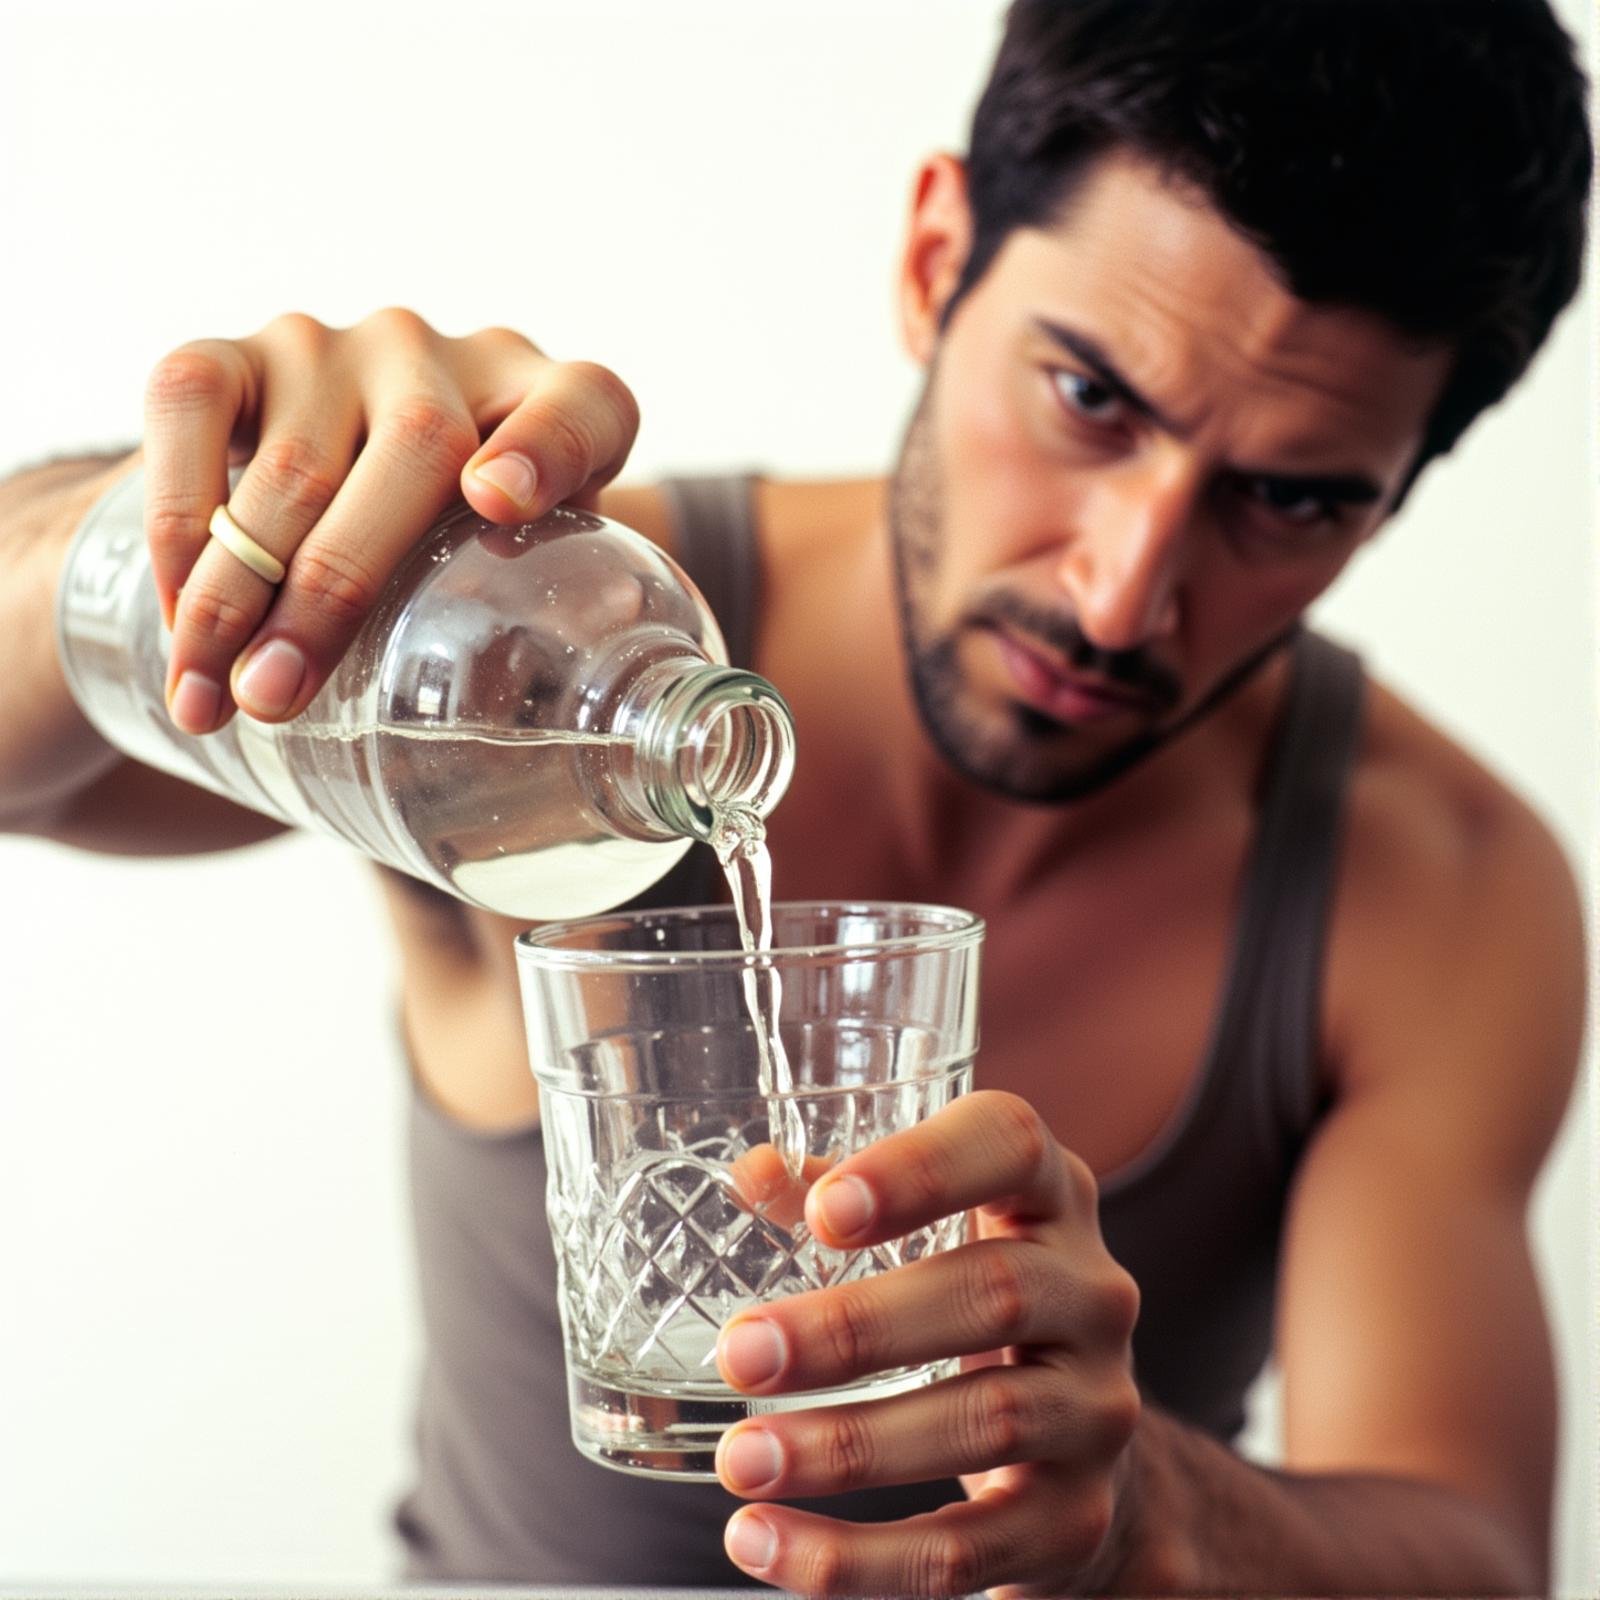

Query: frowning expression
[889,151,1452,801]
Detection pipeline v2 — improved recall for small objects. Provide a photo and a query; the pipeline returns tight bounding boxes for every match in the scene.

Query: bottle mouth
[637,667,797,842]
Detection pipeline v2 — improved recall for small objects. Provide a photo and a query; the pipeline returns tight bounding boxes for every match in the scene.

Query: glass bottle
[55,466,796,918]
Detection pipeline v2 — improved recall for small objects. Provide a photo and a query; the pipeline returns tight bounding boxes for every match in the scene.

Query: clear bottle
[55,466,796,919]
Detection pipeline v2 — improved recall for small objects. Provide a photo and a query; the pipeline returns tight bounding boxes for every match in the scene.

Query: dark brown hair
[948,0,1592,496]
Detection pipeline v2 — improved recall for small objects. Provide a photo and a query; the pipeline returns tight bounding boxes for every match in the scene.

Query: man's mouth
[990,626,1162,726]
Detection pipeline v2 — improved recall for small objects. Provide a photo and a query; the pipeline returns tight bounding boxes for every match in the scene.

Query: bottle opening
[629,665,797,843]
[679,695,792,819]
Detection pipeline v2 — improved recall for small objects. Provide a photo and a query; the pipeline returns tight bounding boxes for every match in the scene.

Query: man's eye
[1052,369,1124,425]
[1245,479,1338,527]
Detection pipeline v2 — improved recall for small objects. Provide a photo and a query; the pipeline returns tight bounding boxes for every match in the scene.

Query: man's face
[889,152,1453,802]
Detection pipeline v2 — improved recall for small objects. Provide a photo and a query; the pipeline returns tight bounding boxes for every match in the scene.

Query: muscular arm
[1113,1406,1538,1595]
[1113,788,1585,1595]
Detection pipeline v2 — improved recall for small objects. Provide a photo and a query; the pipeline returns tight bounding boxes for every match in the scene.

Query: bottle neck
[611,659,796,843]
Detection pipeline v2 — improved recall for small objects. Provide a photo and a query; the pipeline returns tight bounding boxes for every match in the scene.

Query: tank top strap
[1210,629,1368,1160]
[657,474,762,672]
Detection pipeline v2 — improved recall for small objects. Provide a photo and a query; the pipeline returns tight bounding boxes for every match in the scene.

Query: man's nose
[1053,460,1194,652]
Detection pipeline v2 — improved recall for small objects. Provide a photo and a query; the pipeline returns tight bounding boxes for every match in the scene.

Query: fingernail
[169,670,221,734]
[817,1174,875,1241]
[719,1318,787,1388]
[725,1512,778,1572]
[473,452,538,510]
[719,1427,783,1492]
[235,639,306,718]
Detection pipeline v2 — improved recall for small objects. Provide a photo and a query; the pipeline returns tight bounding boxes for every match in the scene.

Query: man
[0,0,1590,1592]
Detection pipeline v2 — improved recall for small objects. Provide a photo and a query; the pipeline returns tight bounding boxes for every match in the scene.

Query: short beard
[887,374,1297,805]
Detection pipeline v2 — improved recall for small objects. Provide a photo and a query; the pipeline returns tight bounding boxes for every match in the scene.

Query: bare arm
[1110,795,1585,1595]
[0,449,291,852]
[1112,1403,1541,1595]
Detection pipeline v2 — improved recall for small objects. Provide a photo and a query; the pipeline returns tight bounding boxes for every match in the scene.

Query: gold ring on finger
[207,504,288,585]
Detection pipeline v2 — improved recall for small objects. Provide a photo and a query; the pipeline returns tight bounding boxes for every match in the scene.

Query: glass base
[569,1357,961,1479]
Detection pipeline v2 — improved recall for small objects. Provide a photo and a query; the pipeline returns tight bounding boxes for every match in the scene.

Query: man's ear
[897,152,976,367]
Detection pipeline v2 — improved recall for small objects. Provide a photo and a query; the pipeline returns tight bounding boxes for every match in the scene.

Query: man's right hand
[145,308,640,734]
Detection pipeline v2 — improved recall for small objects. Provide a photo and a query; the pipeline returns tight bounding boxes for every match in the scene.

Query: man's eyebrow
[1033,316,1386,504]
[1032,318,1182,433]
[1235,470,1385,505]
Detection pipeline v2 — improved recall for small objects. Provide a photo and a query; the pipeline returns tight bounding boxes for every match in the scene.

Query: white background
[0,0,1593,1591]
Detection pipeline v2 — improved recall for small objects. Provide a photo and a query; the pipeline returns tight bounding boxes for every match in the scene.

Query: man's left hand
[714,1089,1145,1598]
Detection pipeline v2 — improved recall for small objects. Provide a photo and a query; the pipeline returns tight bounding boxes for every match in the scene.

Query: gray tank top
[391,476,1366,1585]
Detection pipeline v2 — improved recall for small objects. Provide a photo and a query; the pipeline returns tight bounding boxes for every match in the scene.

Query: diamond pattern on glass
[544,1072,970,1384]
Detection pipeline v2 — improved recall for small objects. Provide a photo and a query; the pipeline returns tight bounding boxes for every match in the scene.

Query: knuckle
[966,1246,1031,1344]
[381,397,479,471]
[1062,1145,1101,1215]
[897,1140,953,1218]
[960,1372,1027,1465]
[799,1537,853,1598]
[562,358,640,431]
[988,1090,1052,1177]
[817,1406,877,1490]
[1100,1263,1141,1342]
[1093,1375,1142,1457]
[145,347,232,413]
[145,497,207,560]
[252,435,344,515]
[289,544,380,630]
[261,310,331,352]
[524,402,596,484]
[360,304,435,343]
[816,1286,880,1376]
[472,323,542,357]
[177,582,260,650]
[1135,1527,1196,1593]
[911,1528,985,1598]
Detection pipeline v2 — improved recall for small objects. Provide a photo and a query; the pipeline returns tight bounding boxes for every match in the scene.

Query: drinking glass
[516,901,984,1479]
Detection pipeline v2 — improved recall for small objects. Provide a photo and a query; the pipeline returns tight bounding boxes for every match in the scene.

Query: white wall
[0,0,1592,1591]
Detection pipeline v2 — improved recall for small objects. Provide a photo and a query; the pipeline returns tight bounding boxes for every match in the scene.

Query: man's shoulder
[597,474,885,565]
[755,475,888,562]
[1325,668,1586,1117]
[1344,673,1574,907]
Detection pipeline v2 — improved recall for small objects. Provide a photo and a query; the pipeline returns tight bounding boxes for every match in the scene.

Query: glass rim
[514,899,984,972]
